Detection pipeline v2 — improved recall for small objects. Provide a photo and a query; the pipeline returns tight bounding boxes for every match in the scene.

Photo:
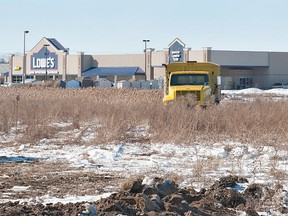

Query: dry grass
[1,86,288,145]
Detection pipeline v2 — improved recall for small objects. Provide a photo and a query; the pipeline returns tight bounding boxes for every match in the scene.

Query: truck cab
[163,61,221,106]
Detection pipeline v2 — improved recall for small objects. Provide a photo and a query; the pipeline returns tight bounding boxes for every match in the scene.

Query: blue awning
[82,67,144,76]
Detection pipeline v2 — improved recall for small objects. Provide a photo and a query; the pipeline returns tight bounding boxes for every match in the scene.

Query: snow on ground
[1,88,288,214]
[3,138,288,214]
[222,87,288,96]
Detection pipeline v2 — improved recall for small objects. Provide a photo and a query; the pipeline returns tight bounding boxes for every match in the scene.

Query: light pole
[143,39,150,80]
[43,44,50,81]
[23,30,29,83]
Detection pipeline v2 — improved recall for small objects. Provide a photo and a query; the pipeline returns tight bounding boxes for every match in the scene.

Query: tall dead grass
[1,86,288,145]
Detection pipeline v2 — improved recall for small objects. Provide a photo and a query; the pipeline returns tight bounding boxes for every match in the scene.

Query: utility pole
[23,30,29,83]
[143,39,150,80]
[43,44,50,81]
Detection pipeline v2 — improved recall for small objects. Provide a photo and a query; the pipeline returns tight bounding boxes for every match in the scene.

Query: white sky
[1,0,288,54]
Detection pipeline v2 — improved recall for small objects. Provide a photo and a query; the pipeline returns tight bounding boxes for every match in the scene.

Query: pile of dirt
[96,175,248,215]
[0,175,287,215]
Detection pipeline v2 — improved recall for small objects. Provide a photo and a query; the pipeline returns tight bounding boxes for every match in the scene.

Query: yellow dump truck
[163,61,221,106]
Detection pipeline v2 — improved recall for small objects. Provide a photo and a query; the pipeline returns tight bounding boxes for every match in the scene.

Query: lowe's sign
[31,47,58,70]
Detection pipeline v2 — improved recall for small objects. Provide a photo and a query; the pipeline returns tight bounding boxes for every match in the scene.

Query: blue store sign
[31,47,58,70]
[169,39,185,63]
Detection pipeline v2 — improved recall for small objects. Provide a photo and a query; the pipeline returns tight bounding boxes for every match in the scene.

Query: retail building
[7,37,288,89]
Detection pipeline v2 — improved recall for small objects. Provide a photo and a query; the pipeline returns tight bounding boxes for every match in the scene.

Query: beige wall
[265,52,288,87]
[268,52,288,75]
[153,67,165,79]
[151,51,167,66]
[189,50,205,62]
[11,56,24,76]
[92,54,144,68]
[211,50,269,67]
[66,55,79,75]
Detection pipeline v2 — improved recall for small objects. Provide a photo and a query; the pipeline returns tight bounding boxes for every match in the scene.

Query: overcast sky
[1,0,288,54]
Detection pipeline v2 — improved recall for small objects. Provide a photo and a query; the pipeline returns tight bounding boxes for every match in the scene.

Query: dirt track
[0,158,118,215]
[0,161,119,201]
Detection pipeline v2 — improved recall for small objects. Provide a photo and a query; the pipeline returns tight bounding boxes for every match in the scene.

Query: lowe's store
[7,37,288,89]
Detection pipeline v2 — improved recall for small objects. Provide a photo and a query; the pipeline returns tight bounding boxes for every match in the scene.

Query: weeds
[1,86,288,145]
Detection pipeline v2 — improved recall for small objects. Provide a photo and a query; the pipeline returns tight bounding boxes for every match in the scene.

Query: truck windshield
[170,74,209,86]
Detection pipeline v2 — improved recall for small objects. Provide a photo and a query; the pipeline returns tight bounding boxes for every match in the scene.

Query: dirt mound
[0,175,286,215]
[95,175,247,215]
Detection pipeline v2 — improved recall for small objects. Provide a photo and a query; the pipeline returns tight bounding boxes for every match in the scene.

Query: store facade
[8,37,288,89]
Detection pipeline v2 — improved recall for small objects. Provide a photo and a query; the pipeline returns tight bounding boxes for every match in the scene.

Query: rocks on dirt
[0,175,286,215]
[95,175,253,215]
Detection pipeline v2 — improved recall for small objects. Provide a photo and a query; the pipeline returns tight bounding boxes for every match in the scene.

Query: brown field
[1,86,288,215]
[1,86,288,146]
